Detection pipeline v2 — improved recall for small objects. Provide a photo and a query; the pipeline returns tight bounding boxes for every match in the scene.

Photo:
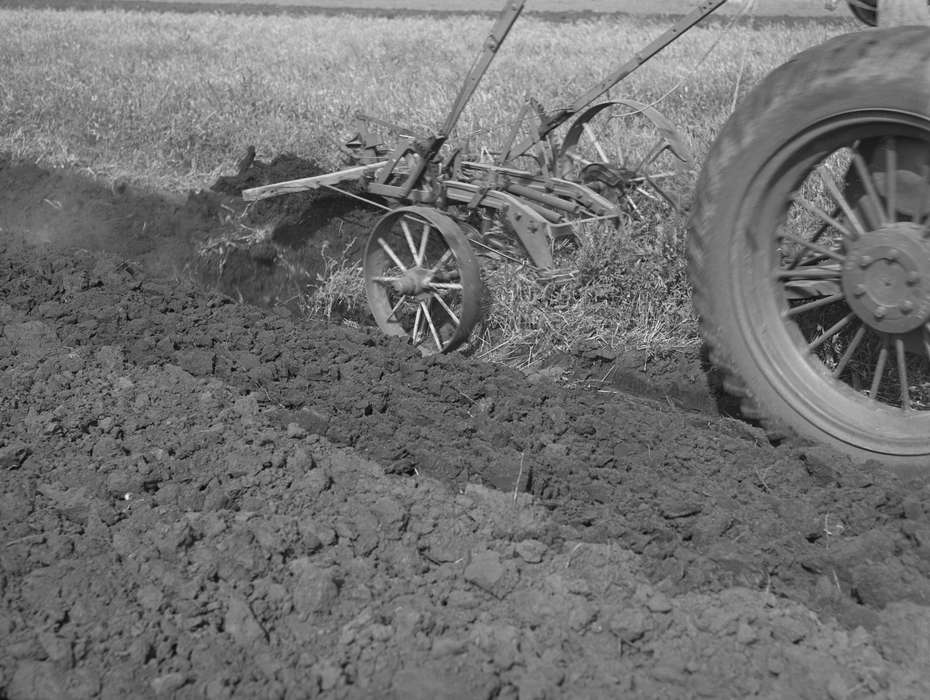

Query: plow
[242,0,930,470]
[243,0,716,353]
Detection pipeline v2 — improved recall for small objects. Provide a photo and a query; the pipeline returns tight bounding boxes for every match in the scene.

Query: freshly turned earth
[2,154,930,699]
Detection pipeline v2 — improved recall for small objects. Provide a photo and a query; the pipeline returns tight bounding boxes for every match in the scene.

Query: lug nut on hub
[841,225,930,333]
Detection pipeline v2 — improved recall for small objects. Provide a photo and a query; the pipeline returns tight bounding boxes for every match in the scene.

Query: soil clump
[2,157,930,697]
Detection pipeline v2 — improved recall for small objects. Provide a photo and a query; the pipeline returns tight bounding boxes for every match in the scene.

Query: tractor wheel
[688,27,930,472]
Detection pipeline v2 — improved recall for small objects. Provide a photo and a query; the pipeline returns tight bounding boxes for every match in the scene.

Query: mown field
[0,6,857,359]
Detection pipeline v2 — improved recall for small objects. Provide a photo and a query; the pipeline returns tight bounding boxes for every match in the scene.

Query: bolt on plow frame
[243,0,719,354]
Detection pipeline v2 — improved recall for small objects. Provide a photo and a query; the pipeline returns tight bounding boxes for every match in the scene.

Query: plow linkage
[239,0,930,469]
[242,0,726,354]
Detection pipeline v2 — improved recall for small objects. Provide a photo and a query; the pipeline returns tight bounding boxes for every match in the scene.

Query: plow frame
[238,0,745,354]
[243,0,729,270]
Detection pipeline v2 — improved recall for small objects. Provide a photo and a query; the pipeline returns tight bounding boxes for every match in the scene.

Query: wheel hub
[392,267,431,296]
[843,223,930,333]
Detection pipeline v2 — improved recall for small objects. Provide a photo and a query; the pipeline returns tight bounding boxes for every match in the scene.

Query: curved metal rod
[558,98,694,167]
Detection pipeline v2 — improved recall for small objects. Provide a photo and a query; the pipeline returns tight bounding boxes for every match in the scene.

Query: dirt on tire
[2,155,930,698]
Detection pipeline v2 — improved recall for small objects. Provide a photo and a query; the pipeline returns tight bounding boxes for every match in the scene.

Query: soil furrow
[2,157,930,698]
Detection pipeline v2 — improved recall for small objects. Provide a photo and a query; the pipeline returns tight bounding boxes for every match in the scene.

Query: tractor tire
[688,27,930,473]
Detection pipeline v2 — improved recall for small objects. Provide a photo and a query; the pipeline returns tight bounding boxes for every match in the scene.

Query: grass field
[0,6,856,360]
[0,0,849,15]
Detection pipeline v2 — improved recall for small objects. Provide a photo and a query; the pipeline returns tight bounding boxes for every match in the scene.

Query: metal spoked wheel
[847,0,880,24]
[364,206,485,355]
[765,124,930,408]
[846,0,930,26]
[689,27,930,469]
[556,99,693,216]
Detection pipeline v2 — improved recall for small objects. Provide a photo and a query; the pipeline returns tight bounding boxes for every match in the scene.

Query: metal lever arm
[393,1,526,200]
[438,0,526,138]
[507,0,728,159]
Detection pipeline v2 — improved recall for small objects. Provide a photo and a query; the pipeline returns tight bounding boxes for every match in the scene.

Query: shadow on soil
[0,153,379,313]
[0,152,733,414]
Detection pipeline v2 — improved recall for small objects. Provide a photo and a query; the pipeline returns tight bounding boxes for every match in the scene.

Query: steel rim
[556,100,692,216]
[735,110,930,454]
[846,0,930,27]
[846,0,878,25]
[364,208,481,355]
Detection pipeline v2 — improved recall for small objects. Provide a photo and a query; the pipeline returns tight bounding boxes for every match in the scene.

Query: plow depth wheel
[556,99,693,215]
[364,206,485,355]
[688,27,930,471]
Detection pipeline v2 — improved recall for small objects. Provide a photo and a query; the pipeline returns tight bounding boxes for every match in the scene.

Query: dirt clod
[1,156,929,697]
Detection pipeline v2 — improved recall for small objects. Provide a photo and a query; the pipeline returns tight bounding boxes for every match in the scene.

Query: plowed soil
[2,154,930,699]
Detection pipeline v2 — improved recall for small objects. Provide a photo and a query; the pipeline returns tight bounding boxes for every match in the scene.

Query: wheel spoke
[421,302,444,351]
[583,123,609,163]
[785,292,845,319]
[779,228,846,264]
[563,150,590,167]
[793,254,839,268]
[432,292,461,326]
[627,171,676,185]
[816,165,868,239]
[776,265,841,281]
[779,263,842,298]
[851,148,889,228]
[419,222,431,264]
[640,174,680,210]
[832,323,866,378]
[633,171,675,182]
[412,304,423,342]
[886,136,897,221]
[429,282,464,291]
[792,194,858,242]
[400,219,420,262]
[373,275,403,285]
[896,336,910,411]
[387,295,408,323]
[806,312,855,353]
[429,249,454,276]
[869,335,889,400]
[916,161,930,225]
[378,237,408,272]
[634,186,661,202]
[788,208,840,269]
[633,141,662,175]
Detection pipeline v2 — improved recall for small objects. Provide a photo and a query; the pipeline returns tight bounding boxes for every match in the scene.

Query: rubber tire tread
[688,27,930,463]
